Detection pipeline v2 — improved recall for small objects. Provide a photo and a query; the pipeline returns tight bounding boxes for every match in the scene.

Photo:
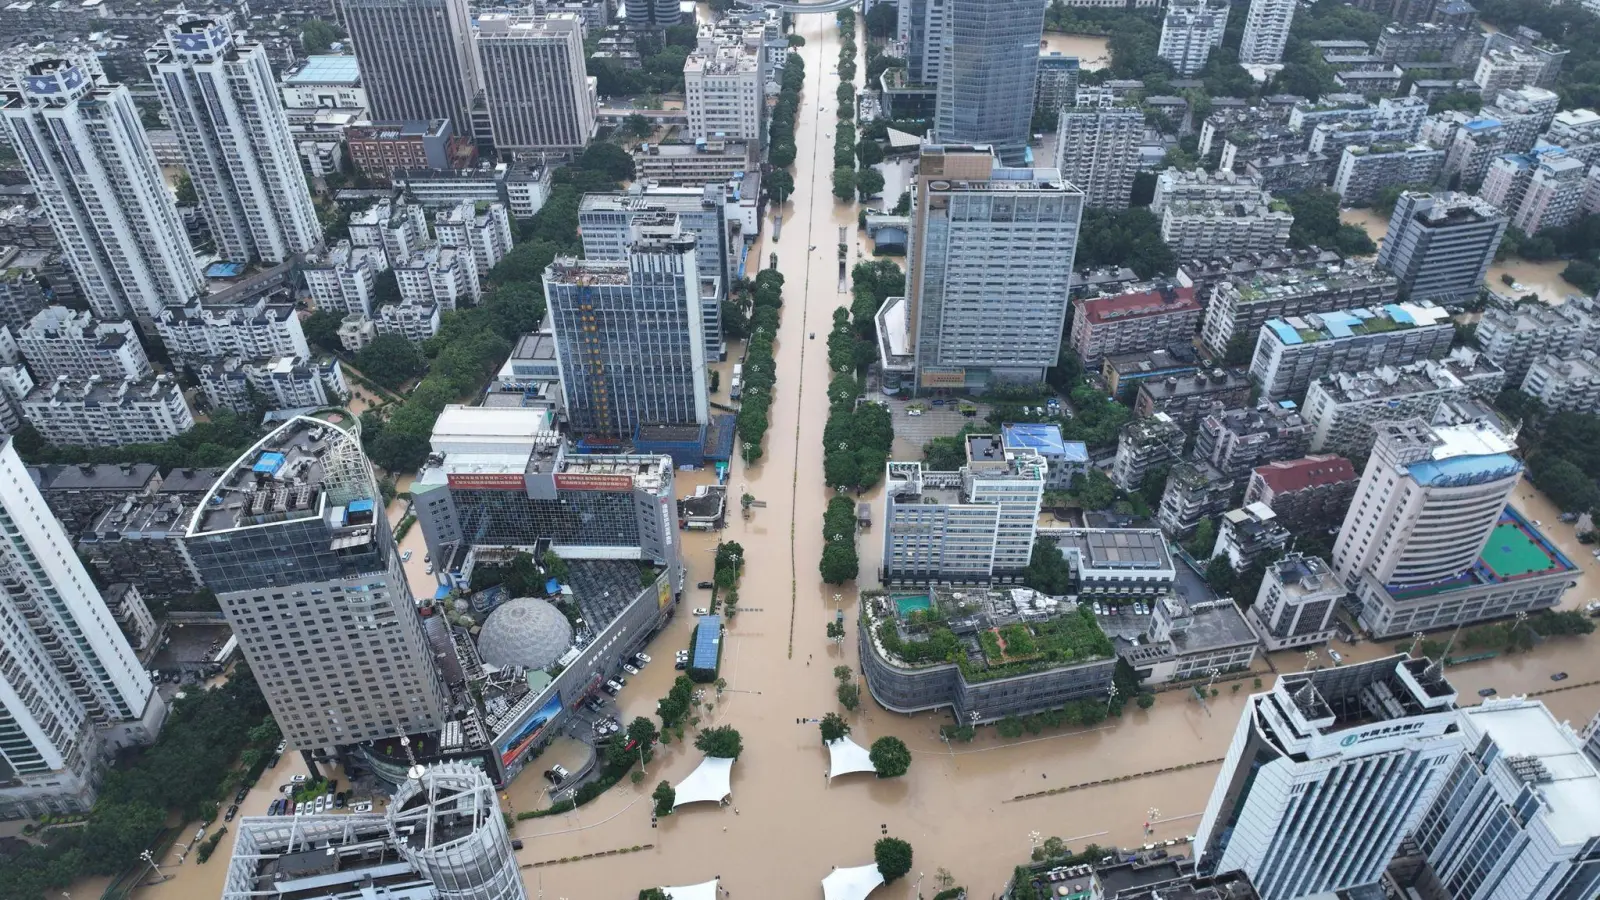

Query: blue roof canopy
[692,615,722,669]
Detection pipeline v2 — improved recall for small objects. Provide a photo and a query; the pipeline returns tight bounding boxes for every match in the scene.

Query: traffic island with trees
[735,269,786,464]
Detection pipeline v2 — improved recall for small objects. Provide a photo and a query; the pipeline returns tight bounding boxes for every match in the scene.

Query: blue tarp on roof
[1267,320,1302,345]
[1320,310,1360,338]
[1384,303,1415,325]
[692,615,722,670]
[252,451,286,474]
[1002,422,1066,457]
[348,498,375,513]
[546,578,561,595]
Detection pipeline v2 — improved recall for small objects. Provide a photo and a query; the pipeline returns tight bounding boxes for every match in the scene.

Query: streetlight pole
[914,872,925,900]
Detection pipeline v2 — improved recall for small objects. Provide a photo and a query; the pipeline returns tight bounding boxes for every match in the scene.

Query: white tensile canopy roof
[672,755,734,807]
[662,880,719,900]
[822,864,885,900]
[826,736,875,779]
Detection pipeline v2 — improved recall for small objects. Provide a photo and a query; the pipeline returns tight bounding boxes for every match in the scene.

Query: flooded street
[1042,33,1111,71]
[100,15,1600,900]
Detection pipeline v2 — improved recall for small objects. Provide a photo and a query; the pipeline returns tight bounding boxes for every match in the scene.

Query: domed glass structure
[475,597,572,670]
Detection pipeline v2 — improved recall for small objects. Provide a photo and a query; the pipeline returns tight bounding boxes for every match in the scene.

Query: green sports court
[1479,521,1561,579]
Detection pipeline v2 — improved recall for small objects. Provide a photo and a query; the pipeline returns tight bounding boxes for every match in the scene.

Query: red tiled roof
[1078,285,1200,326]
[1253,454,1358,493]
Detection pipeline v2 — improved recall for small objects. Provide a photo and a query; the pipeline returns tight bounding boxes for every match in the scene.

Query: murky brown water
[1042,33,1111,71]
[100,15,1600,900]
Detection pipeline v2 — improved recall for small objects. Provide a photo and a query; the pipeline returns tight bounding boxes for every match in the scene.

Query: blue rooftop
[1267,320,1302,345]
[285,55,360,85]
[252,451,286,474]
[1405,453,1521,487]
[1466,118,1501,131]
[692,615,722,670]
[1002,422,1070,457]
[348,498,375,513]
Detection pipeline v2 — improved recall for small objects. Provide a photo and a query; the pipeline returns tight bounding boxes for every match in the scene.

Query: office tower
[1159,0,1230,77]
[1055,107,1141,208]
[1246,553,1342,651]
[1334,418,1574,637]
[908,145,1082,393]
[580,186,730,360]
[476,14,595,153]
[339,0,477,138]
[882,436,1046,583]
[1377,192,1508,303]
[1,59,203,322]
[147,19,323,265]
[1249,301,1455,401]
[0,436,165,818]
[626,0,680,30]
[1412,698,1600,900]
[931,0,1043,166]
[543,221,708,441]
[903,0,946,86]
[223,763,527,900]
[1240,0,1296,64]
[18,306,153,382]
[184,414,449,752]
[684,22,765,142]
[1194,655,1462,900]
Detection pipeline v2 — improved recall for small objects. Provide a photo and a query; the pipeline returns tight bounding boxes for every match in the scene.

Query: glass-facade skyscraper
[932,0,1044,166]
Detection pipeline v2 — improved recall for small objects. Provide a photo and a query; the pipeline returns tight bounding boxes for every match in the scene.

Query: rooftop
[1276,653,1456,731]
[1312,359,1465,404]
[189,412,373,537]
[1002,423,1089,462]
[1079,285,1200,326]
[283,54,359,85]
[1264,301,1450,346]
[1252,454,1357,493]
[1460,699,1600,846]
[1138,368,1252,401]
[1046,527,1173,571]
[31,461,159,492]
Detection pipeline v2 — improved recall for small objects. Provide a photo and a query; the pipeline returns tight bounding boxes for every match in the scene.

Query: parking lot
[882,396,993,450]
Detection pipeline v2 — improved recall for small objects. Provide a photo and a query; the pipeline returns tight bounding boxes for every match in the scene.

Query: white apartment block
[1195,655,1463,900]
[1520,350,1600,414]
[1414,699,1600,900]
[377,299,442,343]
[395,245,480,312]
[506,165,553,220]
[1512,154,1586,235]
[433,200,513,281]
[303,241,390,318]
[350,197,430,263]
[18,306,152,383]
[1473,293,1600,383]
[147,18,323,265]
[1247,553,1341,652]
[1303,359,1473,458]
[1055,107,1142,209]
[476,14,596,152]
[1,60,204,322]
[23,375,195,446]
[881,437,1046,584]
[154,297,310,365]
[198,355,349,414]
[1334,143,1445,207]
[0,437,164,819]
[1474,45,1546,99]
[338,314,377,353]
[1249,301,1455,401]
[1159,0,1229,77]
[684,21,765,141]
[1239,0,1296,64]
[1161,197,1294,259]
[0,365,35,434]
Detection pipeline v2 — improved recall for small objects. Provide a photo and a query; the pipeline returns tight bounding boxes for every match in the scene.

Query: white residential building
[433,200,513,281]
[1159,0,1229,76]
[377,299,442,343]
[1055,107,1141,209]
[0,59,204,322]
[22,375,195,447]
[1239,0,1296,64]
[1520,350,1600,414]
[1511,154,1587,235]
[303,241,390,318]
[1247,553,1341,651]
[350,198,430,263]
[154,297,309,365]
[684,20,764,141]
[1212,502,1291,573]
[395,245,480,312]
[1474,294,1600,383]
[18,306,152,383]
[1194,654,1463,900]
[475,14,595,152]
[338,314,377,353]
[881,436,1047,584]
[1161,196,1294,259]
[147,18,323,265]
[0,437,165,819]
[1303,359,1473,458]
[1413,699,1600,900]
[198,355,348,414]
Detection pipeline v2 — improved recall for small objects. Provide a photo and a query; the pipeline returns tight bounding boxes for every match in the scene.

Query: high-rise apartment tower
[475,14,595,153]
[339,0,478,138]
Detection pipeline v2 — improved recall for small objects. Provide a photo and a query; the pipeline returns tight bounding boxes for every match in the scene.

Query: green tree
[1022,538,1073,594]
[694,724,743,759]
[820,537,859,585]
[354,333,426,388]
[300,18,345,53]
[766,169,795,204]
[1531,457,1600,513]
[302,309,343,353]
[856,167,886,199]
[819,712,851,743]
[175,171,198,205]
[869,736,912,777]
[833,166,857,201]
[1205,555,1236,594]
[1184,518,1217,558]
[874,837,914,882]
[651,781,675,817]
[996,715,1025,738]
[579,142,636,181]
[626,716,660,763]
[621,114,653,138]
[542,550,569,583]
[1137,693,1156,709]
[836,681,861,711]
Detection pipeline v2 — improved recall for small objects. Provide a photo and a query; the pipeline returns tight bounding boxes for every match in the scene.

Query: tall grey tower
[0,59,204,322]
[932,0,1043,166]
[148,19,324,265]
[184,414,449,753]
[0,436,165,819]
[626,0,681,30]
[475,14,595,153]
[339,0,477,138]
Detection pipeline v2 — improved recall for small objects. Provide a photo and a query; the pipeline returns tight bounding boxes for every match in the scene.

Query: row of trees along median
[832,11,860,201]
[735,268,785,463]
[765,52,805,202]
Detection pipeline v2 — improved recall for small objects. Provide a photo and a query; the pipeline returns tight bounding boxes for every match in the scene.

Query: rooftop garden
[871,600,1113,683]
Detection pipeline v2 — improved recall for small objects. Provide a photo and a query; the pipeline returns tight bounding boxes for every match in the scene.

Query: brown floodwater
[102,14,1600,900]
[1042,33,1111,71]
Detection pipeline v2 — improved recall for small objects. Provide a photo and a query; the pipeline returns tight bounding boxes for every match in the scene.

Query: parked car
[1329,649,1344,664]
[693,607,708,616]
[291,774,307,784]
[275,740,288,754]
[675,659,689,670]
[1552,672,1569,681]
[697,581,714,589]
[402,550,412,562]
[635,653,652,664]
[235,787,249,803]
[512,839,524,851]
[622,663,640,676]
[425,564,434,575]
[224,804,238,822]
[603,680,622,695]
[1478,687,1498,697]
[907,407,922,416]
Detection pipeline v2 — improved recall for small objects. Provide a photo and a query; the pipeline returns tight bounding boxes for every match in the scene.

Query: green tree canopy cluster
[1075,208,1176,279]
[355,333,426,388]
[769,52,806,170]
[1281,189,1377,256]
[819,711,851,743]
[848,259,904,343]
[1512,410,1600,514]
[586,26,700,97]
[874,837,914,882]
[869,736,912,778]
[299,18,346,53]
[736,269,786,463]
[1023,538,1073,595]
[820,494,860,584]
[822,373,893,491]
[657,675,697,729]
[694,724,744,759]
